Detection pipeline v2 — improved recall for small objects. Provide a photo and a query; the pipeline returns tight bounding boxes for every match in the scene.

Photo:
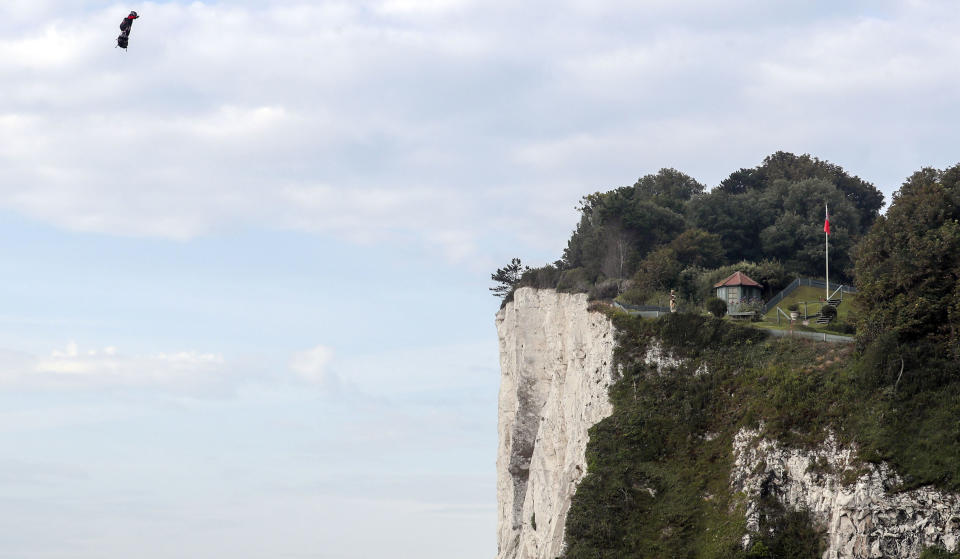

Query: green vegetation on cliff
[564,313,838,558]
[852,164,960,492]
[555,160,960,557]
[564,307,960,558]
[921,548,960,559]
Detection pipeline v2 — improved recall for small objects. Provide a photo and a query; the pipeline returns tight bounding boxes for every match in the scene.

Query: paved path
[765,328,854,344]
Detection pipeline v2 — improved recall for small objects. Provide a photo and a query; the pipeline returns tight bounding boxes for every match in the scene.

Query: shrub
[518,265,562,290]
[749,497,825,559]
[821,305,838,320]
[707,297,728,318]
[556,267,593,293]
[831,320,856,335]
[787,303,799,312]
[588,279,620,301]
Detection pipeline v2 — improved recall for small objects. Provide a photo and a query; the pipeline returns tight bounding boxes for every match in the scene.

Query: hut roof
[713,271,762,288]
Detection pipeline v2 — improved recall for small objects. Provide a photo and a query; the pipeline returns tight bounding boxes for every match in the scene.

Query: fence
[761,278,857,315]
[613,302,671,315]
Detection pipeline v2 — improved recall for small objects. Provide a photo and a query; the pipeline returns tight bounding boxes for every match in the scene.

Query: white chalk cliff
[496,287,960,559]
[495,288,615,559]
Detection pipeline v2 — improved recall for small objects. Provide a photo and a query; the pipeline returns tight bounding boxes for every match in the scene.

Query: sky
[1,1,960,557]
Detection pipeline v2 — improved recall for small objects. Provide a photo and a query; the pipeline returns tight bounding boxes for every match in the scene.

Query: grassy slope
[562,311,960,559]
[761,286,857,322]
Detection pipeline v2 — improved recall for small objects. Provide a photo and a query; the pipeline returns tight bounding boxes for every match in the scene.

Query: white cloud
[0,342,229,390]
[2,0,960,265]
[376,0,475,16]
[288,344,334,385]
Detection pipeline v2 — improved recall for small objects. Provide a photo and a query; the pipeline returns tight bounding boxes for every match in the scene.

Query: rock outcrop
[495,288,615,559]
[732,429,960,558]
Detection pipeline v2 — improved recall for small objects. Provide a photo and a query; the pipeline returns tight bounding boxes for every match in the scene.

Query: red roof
[713,271,762,288]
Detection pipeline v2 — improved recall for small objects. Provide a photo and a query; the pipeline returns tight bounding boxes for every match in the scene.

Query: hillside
[495,156,960,559]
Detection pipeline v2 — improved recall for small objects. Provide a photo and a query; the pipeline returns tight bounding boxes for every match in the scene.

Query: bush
[556,267,593,293]
[821,305,838,320]
[518,265,562,290]
[787,303,799,312]
[588,279,621,301]
[749,497,825,559]
[707,297,728,318]
[831,320,856,335]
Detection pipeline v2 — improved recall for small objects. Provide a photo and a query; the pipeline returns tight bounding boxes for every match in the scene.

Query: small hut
[713,271,763,311]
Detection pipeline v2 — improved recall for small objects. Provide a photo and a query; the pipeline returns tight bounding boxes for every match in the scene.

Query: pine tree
[490,258,528,299]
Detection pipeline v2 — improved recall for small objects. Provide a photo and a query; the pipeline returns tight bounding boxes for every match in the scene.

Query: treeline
[511,151,884,306]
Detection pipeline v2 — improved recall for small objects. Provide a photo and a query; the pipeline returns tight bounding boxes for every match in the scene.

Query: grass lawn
[762,285,857,323]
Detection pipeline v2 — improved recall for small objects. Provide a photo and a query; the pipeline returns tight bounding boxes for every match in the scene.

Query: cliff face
[733,429,960,559]
[496,288,960,559]
[495,288,615,559]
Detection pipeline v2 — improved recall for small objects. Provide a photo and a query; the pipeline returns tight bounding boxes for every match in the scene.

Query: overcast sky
[2,1,960,558]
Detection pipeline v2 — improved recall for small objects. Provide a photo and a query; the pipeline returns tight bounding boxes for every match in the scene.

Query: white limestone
[732,428,960,558]
[495,288,615,559]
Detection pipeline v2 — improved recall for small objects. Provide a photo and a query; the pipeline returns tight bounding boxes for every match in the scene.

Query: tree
[633,168,705,212]
[490,258,529,299]
[717,167,765,194]
[691,163,877,280]
[855,164,960,355]
[759,151,883,229]
[631,246,683,293]
[687,191,770,264]
[667,229,723,268]
[630,230,723,294]
[562,186,686,280]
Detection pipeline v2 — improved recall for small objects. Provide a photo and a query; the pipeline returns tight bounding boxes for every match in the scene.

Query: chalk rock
[732,429,960,558]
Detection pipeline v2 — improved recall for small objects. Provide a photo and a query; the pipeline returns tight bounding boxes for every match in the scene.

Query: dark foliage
[706,297,728,318]
[500,152,882,303]
[850,164,960,489]
[491,258,529,301]
[920,548,960,559]
[855,163,960,355]
[562,169,702,281]
[589,279,622,301]
[689,152,883,280]
[745,497,825,559]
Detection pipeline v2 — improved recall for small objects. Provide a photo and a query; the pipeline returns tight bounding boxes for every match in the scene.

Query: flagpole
[825,203,829,302]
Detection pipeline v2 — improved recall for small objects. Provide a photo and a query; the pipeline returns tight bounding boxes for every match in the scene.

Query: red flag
[824,206,830,235]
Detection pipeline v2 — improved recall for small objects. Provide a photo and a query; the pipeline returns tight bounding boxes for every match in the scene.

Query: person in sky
[117,11,139,49]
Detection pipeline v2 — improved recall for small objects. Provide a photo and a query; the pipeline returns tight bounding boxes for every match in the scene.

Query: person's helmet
[129,11,138,18]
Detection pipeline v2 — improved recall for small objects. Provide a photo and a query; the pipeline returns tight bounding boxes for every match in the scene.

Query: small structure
[713,271,763,318]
